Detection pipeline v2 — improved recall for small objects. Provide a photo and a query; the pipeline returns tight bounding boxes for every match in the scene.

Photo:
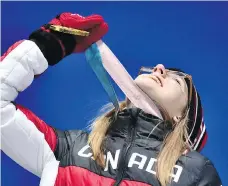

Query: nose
[153,64,166,77]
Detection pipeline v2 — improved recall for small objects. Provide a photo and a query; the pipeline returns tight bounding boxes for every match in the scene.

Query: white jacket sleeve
[0,40,59,186]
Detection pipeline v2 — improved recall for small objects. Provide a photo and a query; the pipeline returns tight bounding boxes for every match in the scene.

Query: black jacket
[53,108,222,186]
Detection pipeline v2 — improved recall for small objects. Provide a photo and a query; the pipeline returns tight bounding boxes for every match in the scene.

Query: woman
[0,12,222,186]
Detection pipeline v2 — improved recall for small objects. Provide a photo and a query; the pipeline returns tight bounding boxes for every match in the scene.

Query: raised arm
[0,12,108,185]
[0,39,59,185]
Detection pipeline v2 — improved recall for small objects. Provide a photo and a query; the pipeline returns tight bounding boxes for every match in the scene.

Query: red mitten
[48,13,109,52]
[29,12,108,65]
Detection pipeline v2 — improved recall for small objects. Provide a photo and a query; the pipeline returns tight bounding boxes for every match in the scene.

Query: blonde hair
[88,100,190,186]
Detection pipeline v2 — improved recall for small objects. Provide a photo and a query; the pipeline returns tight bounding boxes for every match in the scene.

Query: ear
[172,116,182,123]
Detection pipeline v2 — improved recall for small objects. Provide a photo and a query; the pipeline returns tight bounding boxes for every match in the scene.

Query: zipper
[113,109,139,186]
[113,126,135,186]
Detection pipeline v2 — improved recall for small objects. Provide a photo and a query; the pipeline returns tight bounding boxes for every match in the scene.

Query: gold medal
[49,25,89,36]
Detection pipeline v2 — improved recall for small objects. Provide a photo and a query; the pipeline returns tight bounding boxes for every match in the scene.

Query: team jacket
[0,40,222,186]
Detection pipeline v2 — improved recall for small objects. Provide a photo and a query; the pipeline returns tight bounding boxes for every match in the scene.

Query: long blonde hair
[88,100,190,186]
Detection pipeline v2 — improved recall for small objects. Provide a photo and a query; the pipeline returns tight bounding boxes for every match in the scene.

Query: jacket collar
[108,107,172,142]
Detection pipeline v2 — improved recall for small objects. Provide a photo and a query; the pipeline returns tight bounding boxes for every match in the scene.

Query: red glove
[48,12,108,52]
[29,12,108,65]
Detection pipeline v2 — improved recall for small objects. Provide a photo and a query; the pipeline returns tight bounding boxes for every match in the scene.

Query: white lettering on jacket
[128,153,147,169]
[78,145,183,183]
[105,150,120,171]
[78,145,92,157]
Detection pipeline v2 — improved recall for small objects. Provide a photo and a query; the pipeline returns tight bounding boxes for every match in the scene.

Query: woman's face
[134,64,188,118]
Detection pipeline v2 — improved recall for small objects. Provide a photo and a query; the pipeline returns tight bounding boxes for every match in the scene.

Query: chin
[136,76,165,100]
[135,76,160,91]
[135,80,159,99]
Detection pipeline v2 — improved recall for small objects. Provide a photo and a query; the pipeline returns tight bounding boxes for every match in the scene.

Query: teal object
[85,43,119,112]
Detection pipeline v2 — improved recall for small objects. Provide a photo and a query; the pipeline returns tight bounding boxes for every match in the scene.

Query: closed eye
[168,74,187,94]
[170,76,181,85]
[175,79,181,85]
[168,73,182,86]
